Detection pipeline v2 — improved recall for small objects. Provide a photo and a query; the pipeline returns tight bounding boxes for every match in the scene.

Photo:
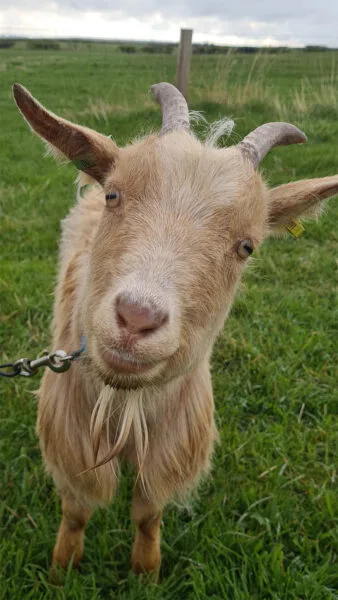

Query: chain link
[0,344,85,378]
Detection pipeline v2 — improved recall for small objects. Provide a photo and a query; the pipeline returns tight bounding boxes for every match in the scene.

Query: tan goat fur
[13,83,338,574]
[38,136,264,506]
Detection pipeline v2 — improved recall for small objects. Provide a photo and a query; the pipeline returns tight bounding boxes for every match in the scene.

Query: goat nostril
[116,311,127,329]
[138,314,168,336]
[139,327,155,337]
[159,313,169,328]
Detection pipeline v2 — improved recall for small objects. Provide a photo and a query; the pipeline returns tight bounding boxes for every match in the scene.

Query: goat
[13,82,338,575]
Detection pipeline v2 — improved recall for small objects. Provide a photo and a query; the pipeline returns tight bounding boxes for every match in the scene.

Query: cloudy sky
[0,1,337,47]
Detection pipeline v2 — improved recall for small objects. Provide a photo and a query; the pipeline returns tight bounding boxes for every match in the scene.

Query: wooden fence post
[176,28,193,101]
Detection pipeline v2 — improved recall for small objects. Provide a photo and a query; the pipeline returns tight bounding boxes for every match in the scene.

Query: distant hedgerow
[119,45,137,54]
[0,40,15,49]
[26,40,60,50]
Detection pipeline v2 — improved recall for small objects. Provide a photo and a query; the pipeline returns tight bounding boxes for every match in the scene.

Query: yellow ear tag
[285,219,304,238]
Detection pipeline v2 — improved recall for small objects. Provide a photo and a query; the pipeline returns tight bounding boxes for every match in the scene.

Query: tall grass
[192,50,338,120]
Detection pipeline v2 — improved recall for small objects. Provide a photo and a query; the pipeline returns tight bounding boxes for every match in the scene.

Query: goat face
[85,136,267,389]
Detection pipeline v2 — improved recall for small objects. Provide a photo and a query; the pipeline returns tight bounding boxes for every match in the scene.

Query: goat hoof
[49,562,67,586]
[131,550,161,580]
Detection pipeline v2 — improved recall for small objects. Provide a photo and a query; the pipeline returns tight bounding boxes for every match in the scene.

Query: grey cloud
[6,0,336,23]
[2,0,338,45]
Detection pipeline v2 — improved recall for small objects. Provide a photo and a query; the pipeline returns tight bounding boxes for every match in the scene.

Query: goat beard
[87,385,149,488]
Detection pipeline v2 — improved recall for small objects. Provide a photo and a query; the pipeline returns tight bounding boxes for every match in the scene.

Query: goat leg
[131,488,162,576]
[51,490,92,571]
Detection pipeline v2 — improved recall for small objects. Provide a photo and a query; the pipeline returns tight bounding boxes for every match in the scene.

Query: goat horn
[151,82,190,135]
[238,122,307,168]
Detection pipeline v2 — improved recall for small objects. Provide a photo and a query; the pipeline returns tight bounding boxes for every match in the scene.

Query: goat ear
[267,175,338,231]
[13,83,118,185]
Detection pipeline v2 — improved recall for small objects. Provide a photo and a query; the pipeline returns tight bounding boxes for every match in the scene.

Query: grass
[0,45,337,599]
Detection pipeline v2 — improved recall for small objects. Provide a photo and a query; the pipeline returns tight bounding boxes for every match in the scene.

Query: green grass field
[0,45,337,599]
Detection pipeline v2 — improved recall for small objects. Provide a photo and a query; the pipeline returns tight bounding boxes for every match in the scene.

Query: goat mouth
[100,346,159,375]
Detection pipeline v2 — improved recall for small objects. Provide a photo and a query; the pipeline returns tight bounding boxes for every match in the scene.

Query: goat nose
[115,293,168,335]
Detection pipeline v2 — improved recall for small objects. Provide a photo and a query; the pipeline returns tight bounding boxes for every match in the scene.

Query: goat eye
[105,190,121,208]
[237,239,254,259]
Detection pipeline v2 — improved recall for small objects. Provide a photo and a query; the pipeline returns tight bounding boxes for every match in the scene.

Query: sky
[0,1,337,47]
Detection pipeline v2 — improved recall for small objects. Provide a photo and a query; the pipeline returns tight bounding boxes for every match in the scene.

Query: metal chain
[0,344,85,378]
